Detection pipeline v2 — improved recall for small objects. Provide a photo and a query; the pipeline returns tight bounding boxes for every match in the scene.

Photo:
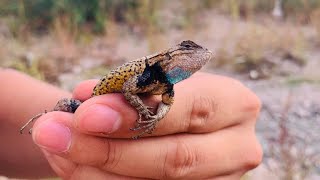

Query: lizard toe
[130,121,157,139]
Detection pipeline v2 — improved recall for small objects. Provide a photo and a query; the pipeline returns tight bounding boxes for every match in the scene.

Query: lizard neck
[143,51,194,85]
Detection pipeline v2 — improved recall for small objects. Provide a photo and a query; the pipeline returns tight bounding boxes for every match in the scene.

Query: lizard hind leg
[20,98,81,135]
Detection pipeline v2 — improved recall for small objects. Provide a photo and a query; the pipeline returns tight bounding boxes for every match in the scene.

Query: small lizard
[20,40,212,139]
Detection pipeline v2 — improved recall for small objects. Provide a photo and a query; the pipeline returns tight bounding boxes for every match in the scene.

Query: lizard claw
[136,110,156,123]
[142,105,154,116]
[146,108,154,116]
[130,121,158,139]
[146,105,154,110]
[130,114,161,138]
[28,128,33,134]
[137,113,143,123]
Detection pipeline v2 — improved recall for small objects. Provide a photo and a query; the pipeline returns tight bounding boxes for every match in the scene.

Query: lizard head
[162,40,213,84]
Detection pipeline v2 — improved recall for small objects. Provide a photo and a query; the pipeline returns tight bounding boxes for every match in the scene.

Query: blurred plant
[283,0,320,22]
[128,0,166,52]
[231,22,307,79]
[310,8,320,43]
[9,55,44,80]
[228,0,240,20]
[217,0,272,20]
[207,0,320,22]
[51,13,78,64]
[200,0,222,9]
[53,0,105,34]
[1,0,319,37]
[0,0,143,35]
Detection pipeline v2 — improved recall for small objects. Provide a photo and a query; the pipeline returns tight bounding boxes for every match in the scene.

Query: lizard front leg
[123,76,154,123]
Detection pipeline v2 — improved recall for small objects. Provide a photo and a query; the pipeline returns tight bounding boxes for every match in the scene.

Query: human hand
[31,72,262,179]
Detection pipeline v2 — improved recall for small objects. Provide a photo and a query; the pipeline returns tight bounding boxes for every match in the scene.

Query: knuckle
[228,78,262,117]
[188,95,216,131]
[230,78,262,124]
[241,89,262,118]
[163,139,200,179]
[240,139,263,171]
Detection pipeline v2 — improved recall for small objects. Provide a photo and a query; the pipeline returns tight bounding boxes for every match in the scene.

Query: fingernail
[33,120,71,153]
[78,104,121,133]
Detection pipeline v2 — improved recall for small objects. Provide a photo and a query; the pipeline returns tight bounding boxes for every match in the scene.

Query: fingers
[72,79,98,101]
[32,73,262,179]
[43,150,148,180]
[67,166,149,180]
[41,149,77,179]
[33,112,262,179]
[71,73,261,138]
[68,129,261,179]
[32,112,262,179]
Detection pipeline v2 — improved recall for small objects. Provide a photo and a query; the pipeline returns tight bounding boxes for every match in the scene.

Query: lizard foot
[146,107,155,116]
[130,121,158,139]
[131,103,170,139]
[136,105,155,122]
[136,112,157,124]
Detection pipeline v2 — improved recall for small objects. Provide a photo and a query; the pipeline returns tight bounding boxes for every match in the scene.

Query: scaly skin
[20,40,213,139]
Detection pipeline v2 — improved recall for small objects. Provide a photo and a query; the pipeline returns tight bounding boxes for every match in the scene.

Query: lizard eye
[180,40,201,49]
[184,44,191,48]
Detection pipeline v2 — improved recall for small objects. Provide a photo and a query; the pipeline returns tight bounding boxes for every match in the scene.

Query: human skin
[0,69,69,178]
[0,69,263,179]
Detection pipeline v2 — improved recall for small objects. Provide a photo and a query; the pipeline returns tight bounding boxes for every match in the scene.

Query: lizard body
[20,40,212,139]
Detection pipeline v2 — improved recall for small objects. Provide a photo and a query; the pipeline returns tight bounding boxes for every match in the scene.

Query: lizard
[20,40,213,139]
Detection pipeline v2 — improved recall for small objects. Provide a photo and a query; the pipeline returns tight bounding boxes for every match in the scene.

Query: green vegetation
[9,58,44,80]
[0,0,141,34]
[1,0,320,35]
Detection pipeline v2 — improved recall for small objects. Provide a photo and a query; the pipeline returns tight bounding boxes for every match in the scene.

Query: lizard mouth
[204,50,213,62]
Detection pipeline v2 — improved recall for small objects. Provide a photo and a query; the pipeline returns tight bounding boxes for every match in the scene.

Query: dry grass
[235,22,306,59]
[210,19,308,78]
[310,8,320,44]
[51,14,79,62]
[0,2,316,82]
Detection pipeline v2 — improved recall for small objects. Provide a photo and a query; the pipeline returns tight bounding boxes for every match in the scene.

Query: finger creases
[65,126,262,179]
[176,74,261,134]
[32,107,262,179]
[72,73,261,138]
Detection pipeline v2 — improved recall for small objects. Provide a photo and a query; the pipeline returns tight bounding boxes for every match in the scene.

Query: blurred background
[0,0,319,179]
